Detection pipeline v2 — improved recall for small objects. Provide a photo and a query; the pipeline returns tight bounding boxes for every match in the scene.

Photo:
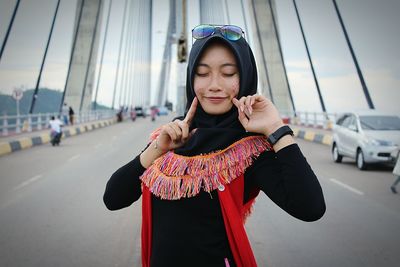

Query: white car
[332,110,400,170]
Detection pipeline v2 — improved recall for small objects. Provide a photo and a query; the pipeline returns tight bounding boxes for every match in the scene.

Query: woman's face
[194,42,240,115]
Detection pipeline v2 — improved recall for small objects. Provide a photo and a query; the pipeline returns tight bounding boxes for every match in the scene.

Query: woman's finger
[245,97,252,115]
[232,98,243,112]
[171,121,183,138]
[163,125,177,141]
[237,107,249,128]
[238,96,251,118]
[250,95,257,106]
[178,120,189,140]
[183,97,198,125]
[235,97,245,112]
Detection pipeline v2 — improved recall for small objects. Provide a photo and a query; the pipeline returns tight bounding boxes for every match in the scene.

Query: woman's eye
[196,73,208,77]
[223,73,236,77]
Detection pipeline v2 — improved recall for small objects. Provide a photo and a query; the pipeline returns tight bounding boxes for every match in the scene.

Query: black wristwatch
[266,125,293,145]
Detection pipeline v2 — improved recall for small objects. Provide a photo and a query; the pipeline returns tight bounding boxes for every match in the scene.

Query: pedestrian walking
[69,106,75,125]
[103,24,326,267]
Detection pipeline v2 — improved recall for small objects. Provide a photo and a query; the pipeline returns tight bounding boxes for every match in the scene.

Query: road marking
[330,178,364,195]
[13,174,43,191]
[68,154,80,161]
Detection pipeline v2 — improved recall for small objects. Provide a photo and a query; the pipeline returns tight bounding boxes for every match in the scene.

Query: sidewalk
[0,117,117,157]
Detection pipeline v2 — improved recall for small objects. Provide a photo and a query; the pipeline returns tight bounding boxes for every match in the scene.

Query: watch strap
[267,125,293,145]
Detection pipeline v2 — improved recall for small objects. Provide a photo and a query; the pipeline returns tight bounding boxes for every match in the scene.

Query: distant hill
[0,88,111,115]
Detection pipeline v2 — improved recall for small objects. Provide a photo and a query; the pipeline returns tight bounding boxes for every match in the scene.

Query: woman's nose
[208,75,222,91]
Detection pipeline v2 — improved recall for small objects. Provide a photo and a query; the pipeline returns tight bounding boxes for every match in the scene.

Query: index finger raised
[183,97,198,124]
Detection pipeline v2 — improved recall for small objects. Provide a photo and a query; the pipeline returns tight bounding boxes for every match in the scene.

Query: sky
[0,0,399,114]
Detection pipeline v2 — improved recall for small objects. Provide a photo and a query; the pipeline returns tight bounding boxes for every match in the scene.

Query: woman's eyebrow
[197,63,237,68]
[221,63,237,68]
[197,63,210,68]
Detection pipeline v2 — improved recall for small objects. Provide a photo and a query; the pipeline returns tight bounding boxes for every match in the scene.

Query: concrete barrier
[292,127,333,146]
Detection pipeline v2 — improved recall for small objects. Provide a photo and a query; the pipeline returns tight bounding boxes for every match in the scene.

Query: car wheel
[356,149,367,170]
[332,143,343,163]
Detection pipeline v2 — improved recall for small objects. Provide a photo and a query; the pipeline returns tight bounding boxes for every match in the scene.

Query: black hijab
[174,33,259,156]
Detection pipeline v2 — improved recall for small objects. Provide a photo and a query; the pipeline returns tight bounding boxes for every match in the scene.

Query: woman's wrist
[272,134,295,152]
[140,139,167,168]
[263,121,285,137]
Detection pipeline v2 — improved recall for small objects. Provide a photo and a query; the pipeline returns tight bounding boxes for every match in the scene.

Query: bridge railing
[1,110,116,137]
[280,111,338,130]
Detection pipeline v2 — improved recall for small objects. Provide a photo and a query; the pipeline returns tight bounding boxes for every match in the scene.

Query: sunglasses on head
[192,24,245,41]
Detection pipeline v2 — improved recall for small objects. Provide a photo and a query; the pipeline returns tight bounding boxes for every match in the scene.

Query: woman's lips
[205,97,227,103]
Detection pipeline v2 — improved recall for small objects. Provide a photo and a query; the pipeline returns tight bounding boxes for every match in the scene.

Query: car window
[336,115,348,126]
[360,115,400,130]
[340,116,352,128]
[348,115,358,131]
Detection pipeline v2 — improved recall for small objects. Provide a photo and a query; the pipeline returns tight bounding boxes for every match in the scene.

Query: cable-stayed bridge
[0,1,399,266]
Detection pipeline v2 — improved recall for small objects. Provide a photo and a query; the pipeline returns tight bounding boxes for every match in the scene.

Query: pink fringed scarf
[140,134,272,200]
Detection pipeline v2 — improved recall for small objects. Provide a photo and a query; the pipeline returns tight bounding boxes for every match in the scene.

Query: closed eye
[223,73,237,77]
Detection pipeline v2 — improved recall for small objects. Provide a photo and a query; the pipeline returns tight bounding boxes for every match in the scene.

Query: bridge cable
[29,0,61,114]
[292,0,327,112]
[93,0,113,110]
[332,0,375,109]
[111,0,128,110]
[0,0,21,62]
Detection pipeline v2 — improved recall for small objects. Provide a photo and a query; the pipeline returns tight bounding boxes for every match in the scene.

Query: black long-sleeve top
[103,144,326,267]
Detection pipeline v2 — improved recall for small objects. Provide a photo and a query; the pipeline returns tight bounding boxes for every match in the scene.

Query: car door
[345,115,360,158]
[336,115,353,156]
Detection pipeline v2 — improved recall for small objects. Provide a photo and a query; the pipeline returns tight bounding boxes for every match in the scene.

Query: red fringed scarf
[140,133,272,267]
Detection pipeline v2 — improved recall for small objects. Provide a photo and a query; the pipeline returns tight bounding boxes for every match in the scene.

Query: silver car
[332,110,400,170]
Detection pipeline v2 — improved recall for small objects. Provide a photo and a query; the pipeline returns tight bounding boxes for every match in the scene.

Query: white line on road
[68,154,81,161]
[330,178,364,195]
[13,175,43,191]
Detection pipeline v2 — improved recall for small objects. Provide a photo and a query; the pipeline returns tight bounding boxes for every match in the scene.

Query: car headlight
[366,138,394,146]
[378,140,395,146]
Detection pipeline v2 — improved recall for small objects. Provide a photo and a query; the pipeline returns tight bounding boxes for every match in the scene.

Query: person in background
[69,106,75,125]
[49,116,63,146]
[390,150,400,193]
[61,103,69,125]
[150,106,158,122]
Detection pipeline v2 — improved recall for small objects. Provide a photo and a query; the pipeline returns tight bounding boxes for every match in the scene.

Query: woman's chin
[202,105,233,115]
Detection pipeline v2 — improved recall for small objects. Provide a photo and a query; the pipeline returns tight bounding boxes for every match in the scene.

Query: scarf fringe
[140,136,272,200]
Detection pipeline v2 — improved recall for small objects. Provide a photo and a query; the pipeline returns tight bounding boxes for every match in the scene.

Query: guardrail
[1,109,338,137]
[1,110,116,136]
[281,111,338,130]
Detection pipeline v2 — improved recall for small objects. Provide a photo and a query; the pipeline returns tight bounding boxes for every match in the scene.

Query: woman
[103,24,326,267]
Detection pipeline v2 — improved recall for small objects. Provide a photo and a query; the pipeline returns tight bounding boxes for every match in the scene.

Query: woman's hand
[140,98,198,168]
[232,95,284,136]
[156,98,198,151]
